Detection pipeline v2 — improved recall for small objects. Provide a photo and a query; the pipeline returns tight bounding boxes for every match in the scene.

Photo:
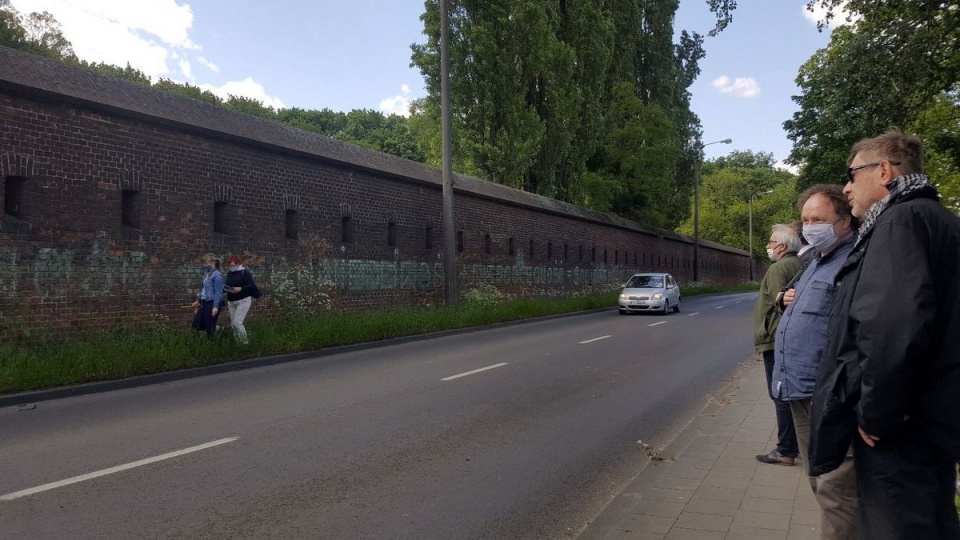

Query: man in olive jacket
[809,131,960,538]
[754,224,803,465]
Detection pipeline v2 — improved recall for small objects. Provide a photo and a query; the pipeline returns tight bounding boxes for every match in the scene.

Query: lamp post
[748,189,774,282]
[693,138,732,282]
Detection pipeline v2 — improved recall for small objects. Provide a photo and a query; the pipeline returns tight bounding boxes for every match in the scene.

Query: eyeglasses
[847,160,901,183]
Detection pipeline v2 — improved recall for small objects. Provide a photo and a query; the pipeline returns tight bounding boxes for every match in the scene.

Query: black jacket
[809,187,960,475]
[224,268,258,302]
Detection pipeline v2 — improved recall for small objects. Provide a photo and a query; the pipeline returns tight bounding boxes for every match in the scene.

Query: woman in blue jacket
[191,253,223,339]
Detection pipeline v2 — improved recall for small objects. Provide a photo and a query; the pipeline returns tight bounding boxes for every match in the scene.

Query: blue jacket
[199,270,223,306]
[772,238,854,401]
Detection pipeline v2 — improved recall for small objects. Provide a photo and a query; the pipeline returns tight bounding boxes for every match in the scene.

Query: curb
[0,307,608,409]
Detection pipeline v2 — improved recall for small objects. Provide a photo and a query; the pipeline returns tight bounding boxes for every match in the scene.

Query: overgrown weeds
[0,283,755,395]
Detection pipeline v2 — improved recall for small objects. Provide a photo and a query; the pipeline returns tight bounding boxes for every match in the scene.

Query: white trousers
[227,296,252,344]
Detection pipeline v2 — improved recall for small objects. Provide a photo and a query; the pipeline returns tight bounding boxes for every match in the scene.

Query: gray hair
[770,224,802,253]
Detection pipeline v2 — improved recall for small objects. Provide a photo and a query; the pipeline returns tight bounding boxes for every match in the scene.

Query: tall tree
[676,151,800,257]
[410,0,723,230]
[786,1,960,193]
[0,2,73,59]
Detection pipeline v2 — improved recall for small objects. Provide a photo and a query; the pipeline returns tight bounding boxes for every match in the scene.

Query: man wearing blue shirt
[773,185,858,540]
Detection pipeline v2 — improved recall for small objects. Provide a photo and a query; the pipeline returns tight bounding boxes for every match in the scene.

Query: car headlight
[619,293,627,300]
[652,293,663,300]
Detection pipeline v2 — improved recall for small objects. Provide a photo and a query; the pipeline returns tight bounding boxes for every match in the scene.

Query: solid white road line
[0,437,240,502]
[578,335,612,344]
[648,321,667,327]
[442,363,509,381]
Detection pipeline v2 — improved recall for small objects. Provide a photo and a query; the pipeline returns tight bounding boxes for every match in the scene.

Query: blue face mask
[802,221,840,251]
[203,264,213,273]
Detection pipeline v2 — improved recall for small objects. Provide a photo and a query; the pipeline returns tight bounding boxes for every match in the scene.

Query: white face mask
[803,221,840,251]
[766,247,779,262]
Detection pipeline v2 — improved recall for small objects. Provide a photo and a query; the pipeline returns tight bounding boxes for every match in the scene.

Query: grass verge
[0,284,757,395]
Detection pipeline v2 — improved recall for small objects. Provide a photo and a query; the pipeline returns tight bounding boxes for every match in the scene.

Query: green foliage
[223,95,277,120]
[0,3,73,60]
[410,0,722,227]
[788,1,960,195]
[153,78,222,104]
[461,283,510,307]
[582,82,682,228]
[677,151,800,258]
[0,283,753,394]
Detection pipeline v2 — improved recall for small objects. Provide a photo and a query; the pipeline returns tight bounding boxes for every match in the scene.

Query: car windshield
[626,276,663,288]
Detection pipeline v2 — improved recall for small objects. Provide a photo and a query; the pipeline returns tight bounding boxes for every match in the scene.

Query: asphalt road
[0,292,758,539]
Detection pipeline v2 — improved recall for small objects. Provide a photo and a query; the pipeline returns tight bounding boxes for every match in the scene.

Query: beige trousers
[791,398,858,540]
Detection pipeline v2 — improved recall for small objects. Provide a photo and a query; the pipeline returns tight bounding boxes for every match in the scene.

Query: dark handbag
[247,269,263,299]
[191,307,205,330]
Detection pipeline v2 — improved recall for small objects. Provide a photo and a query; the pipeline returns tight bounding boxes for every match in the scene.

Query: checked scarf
[856,174,932,246]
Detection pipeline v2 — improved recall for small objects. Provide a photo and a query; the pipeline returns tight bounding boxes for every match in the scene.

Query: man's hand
[858,427,880,447]
[783,288,797,306]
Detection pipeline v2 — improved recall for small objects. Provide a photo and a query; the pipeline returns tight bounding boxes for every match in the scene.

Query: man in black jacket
[809,131,960,539]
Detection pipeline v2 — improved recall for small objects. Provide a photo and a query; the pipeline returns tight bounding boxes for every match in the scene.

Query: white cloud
[11,0,195,77]
[179,59,193,81]
[711,76,761,98]
[10,0,284,110]
[379,84,413,117]
[802,1,858,28]
[197,56,220,74]
[775,160,801,175]
[199,77,285,110]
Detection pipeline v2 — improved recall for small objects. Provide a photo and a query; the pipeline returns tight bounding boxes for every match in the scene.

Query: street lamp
[748,189,774,281]
[692,138,732,282]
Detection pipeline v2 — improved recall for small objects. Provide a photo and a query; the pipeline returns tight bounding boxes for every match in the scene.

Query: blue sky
[10,0,843,166]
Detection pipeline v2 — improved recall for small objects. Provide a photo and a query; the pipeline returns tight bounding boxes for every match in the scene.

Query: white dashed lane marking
[0,437,240,502]
[442,363,509,381]
[648,321,667,327]
[579,335,612,344]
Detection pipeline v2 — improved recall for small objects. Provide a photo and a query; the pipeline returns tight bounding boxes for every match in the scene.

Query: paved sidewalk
[579,360,821,540]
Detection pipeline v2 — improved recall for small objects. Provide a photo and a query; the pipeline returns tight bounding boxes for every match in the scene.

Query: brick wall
[0,47,757,343]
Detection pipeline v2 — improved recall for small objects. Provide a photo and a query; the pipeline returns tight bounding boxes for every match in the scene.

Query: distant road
[0,292,758,539]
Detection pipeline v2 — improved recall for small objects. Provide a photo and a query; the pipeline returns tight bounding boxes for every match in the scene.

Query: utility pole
[440,0,457,306]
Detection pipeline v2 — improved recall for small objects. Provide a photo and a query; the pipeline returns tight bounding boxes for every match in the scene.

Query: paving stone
[615,513,676,534]
[744,484,796,501]
[673,512,734,532]
[665,466,711,481]
[638,487,696,503]
[630,499,687,519]
[664,528,726,540]
[706,466,756,480]
[682,498,741,517]
[725,525,788,540]
[701,473,752,490]
[750,474,801,489]
[786,526,821,540]
[691,486,747,502]
[789,508,820,527]
[655,475,705,491]
[731,510,792,531]
[738,497,793,515]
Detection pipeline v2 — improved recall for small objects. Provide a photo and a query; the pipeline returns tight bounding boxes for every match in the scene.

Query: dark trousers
[194,300,221,339]
[852,422,960,539]
[762,350,799,458]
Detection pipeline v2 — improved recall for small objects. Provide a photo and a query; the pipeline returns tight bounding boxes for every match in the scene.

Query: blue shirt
[772,238,855,400]
[200,270,223,306]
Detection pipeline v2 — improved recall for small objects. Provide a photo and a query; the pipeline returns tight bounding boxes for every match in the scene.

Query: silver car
[618,273,681,315]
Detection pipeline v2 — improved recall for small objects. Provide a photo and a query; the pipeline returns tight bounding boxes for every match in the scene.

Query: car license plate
[630,301,645,306]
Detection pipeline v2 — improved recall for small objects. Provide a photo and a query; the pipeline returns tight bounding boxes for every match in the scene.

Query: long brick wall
[0,46,757,343]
